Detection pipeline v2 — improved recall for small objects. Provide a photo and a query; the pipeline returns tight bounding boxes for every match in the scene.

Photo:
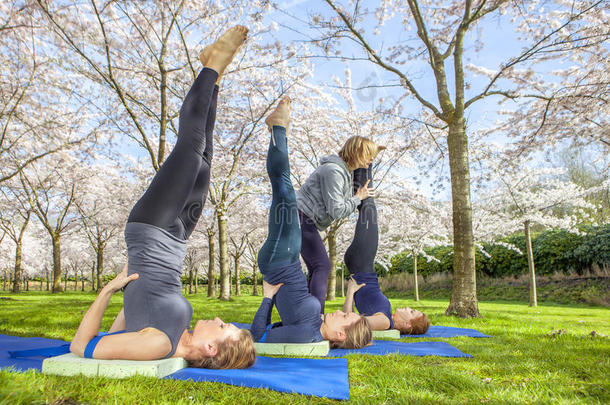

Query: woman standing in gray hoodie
[295,137,384,312]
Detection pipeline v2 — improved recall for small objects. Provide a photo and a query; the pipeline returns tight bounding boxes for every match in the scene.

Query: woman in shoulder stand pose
[343,165,430,335]
[249,96,372,349]
[70,26,256,369]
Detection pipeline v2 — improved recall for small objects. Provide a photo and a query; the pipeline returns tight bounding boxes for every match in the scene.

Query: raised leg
[127,26,247,239]
[127,68,218,239]
[344,165,379,274]
[176,85,218,239]
[257,124,301,272]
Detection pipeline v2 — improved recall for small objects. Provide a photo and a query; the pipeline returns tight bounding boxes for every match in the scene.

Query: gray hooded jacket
[296,154,360,231]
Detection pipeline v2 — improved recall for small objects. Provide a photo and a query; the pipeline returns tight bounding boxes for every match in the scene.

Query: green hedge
[386,224,609,278]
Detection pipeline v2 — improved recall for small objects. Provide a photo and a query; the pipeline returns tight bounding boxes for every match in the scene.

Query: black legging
[344,165,378,273]
[127,68,218,240]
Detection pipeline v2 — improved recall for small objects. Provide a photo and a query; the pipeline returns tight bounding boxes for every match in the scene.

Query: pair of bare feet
[199,26,290,131]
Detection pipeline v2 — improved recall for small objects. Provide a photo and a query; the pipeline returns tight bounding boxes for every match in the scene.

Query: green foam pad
[254,340,330,356]
[372,329,401,339]
[42,353,186,378]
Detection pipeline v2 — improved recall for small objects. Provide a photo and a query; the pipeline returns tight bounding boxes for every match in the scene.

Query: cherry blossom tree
[63,232,92,291]
[75,162,131,291]
[0,235,15,290]
[300,0,609,317]
[226,194,267,297]
[0,185,32,292]
[480,164,606,306]
[204,220,217,297]
[0,1,87,185]
[18,153,81,292]
[184,229,207,295]
[378,191,449,301]
[35,0,252,170]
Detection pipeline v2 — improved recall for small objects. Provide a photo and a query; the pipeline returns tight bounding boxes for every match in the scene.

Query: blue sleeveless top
[84,330,126,358]
[352,272,394,329]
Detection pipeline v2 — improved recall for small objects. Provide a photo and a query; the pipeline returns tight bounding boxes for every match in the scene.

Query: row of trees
[1,1,608,316]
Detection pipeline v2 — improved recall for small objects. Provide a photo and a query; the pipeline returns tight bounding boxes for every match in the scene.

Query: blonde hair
[396,313,430,335]
[330,316,372,349]
[338,136,382,169]
[188,329,256,369]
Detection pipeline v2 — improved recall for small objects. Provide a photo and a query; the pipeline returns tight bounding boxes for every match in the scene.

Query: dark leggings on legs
[127,68,219,240]
[299,213,331,313]
[257,126,301,271]
[344,165,378,274]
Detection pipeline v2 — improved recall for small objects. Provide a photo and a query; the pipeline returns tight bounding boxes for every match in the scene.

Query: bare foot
[199,25,248,82]
[265,96,291,129]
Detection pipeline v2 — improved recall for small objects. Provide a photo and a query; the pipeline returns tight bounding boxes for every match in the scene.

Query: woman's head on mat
[392,307,430,335]
[339,136,385,170]
[321,310,372,349]
[183,318,256,369]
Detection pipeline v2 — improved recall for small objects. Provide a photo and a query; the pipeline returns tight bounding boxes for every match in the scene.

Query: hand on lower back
[263,280,284,299]
[104,264,139,294]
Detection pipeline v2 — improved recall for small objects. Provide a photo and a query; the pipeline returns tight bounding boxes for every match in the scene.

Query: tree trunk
[46,269,50,291]
[81,271,85,291]
[25,276,29,291]
[326,229,337,301]
[12,240,23,293]
[74,268,78,291]
[194,267,198,294]
[39,276,43,291]
[188,265,193,295]
[96,246,104,292]
[413,250,419,302]
[234,254,241,296]
[524,220,537,307]
[51,234,63,293]
[252,262,258,296]
[341,263,345,298]
[207,231,216,297]
[445,118,479,318]
[64,274,68,291]
[91,262,95,291]
[217,214,230,300]
[3,270,6,290]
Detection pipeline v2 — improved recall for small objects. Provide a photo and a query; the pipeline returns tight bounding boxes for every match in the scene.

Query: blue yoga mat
[231,323,476,358]
[328,340,472,358]
[403,326,491,338]
[0,334,350,400]
[0,334,71,372]
[167,356,349,400]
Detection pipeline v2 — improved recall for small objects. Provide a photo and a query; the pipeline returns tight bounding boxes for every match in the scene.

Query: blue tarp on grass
[166,356,349,400]
[403,326,491,338]
[0,334,350,401]
[0,334,70,372]
[327,340,472,358]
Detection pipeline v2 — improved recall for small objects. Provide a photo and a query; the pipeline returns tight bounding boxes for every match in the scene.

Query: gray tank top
[123,222,193,358]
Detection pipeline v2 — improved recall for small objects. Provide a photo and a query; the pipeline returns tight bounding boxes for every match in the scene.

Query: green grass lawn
[1,292,609,404]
